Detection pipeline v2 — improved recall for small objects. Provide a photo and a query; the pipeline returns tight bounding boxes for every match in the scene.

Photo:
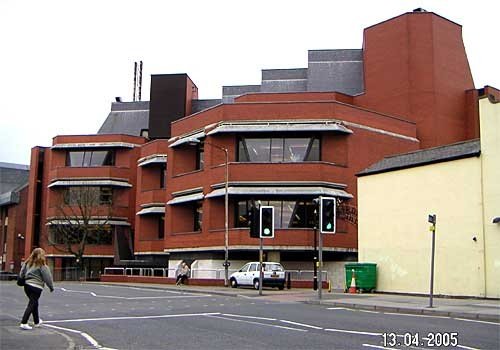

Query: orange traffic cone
[348,269,357,294]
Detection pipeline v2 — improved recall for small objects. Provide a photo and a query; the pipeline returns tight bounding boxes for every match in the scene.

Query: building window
[196,142,205,170]
[159,164,167,189]
[63,187,113,205]
[66,150,115,167]
[194,201,203,231]
[49,225,113,245]
[238,137,320,162]
[158,215,165,239]
[236,199,317,229]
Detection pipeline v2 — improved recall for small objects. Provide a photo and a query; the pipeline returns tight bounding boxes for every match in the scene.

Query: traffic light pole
[313,227,318,291]
[318,228,323,300]
[313,208,318,291]
[259,237,263,296]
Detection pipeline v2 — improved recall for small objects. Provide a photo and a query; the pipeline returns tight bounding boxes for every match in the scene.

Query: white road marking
[58,287,211,300]
[208,315,307,332]
[44,323,117,350]
[362,344,399,350]
[222,313,276,321]
[99,284,183,294]
[327,307,349,310]
[279,319,323,330]
[45,312,221,324]
[237,295,255,299]
[456,344,480,350]
[454,318,500,325]
[356,310,380,314]
[325,328,381,336]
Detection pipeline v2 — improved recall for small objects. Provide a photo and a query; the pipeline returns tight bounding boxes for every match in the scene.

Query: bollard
[286,272,292,289]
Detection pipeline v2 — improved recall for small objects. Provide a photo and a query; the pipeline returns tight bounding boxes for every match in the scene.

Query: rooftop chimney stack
[132,61,143,102]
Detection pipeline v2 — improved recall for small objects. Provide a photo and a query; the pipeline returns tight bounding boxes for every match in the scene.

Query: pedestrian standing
[180,262,191,285]
[19,248,54,330]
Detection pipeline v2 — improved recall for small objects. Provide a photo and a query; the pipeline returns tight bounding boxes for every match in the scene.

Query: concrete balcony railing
[169,162,348,194]
[138,189,166,205]
[49,166,132,182]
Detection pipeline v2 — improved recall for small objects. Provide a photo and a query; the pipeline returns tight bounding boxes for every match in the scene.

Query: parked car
[229,262,285,290]
[0,270,18,281]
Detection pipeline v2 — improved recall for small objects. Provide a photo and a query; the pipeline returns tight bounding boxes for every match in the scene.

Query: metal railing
[103,267,327,280]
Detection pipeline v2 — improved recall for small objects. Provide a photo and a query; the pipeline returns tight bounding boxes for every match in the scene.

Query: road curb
[89,282,500,322]
[305,300,500,322]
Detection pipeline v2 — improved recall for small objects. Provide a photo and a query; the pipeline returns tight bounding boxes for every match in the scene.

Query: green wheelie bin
[345,263,377,293]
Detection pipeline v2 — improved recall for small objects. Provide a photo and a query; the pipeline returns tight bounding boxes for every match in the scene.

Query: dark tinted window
[238,137,320,162]
[235,199,317,228]
[66,150,115,166]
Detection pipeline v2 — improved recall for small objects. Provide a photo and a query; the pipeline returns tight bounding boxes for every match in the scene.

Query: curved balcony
[139,139,169,158]
[46,205,130,219]
[138,189,166,206]
[44,244,115,256]
[135,240,165,254]
[228,161,347,183]
[49,167,132,182]
[164,227,356,251]
[169,162,349,194]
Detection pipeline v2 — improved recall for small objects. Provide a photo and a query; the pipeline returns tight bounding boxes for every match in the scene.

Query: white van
[229,262,286,290]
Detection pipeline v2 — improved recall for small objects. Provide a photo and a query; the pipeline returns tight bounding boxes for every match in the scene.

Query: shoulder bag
[17,265,26,286]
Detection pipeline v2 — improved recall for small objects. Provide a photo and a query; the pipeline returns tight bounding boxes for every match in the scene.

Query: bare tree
[46,186,113,272]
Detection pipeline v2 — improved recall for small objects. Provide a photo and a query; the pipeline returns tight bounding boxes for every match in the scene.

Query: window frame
[237,134,321,163]
[65,149,116,167]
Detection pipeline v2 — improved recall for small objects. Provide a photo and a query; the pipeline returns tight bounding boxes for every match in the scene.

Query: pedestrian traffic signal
[249,206,260,238]
[320,197,336,234]
[260,206,274,238]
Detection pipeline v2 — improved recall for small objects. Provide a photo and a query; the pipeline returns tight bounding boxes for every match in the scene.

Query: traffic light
[249,206,260,238]
[320,197,336,234]
[260,206,274,238]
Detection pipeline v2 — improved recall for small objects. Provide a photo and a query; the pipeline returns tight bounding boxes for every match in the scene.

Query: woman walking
[19,248,54,330]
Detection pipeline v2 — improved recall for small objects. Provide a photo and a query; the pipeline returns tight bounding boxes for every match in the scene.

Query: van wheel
[230,278,238,288]
[253,279,260,290]
[278,284,284,290]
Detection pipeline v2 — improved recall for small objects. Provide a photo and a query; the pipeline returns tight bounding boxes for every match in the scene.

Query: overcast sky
[1,0,498,165]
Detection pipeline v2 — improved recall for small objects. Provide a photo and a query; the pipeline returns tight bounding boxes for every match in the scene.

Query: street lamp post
[221,147,229,287]
[185,138,230,287]
[211,144,229,286]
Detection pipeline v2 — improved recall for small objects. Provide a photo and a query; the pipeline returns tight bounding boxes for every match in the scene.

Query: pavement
[92,282,500,322]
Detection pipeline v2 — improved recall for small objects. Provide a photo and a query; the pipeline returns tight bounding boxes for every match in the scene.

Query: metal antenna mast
[133,62,138,102]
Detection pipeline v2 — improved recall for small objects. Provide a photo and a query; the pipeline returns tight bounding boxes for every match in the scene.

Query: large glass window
[235,199,317,229]
[63,187,113,205]
[158,215,165,239]
[194,201,203,231]
[49,225,113,245]
[238,137,320,162]
[159,164,167,189]
[66,149,115,167]
[196,143,205,170]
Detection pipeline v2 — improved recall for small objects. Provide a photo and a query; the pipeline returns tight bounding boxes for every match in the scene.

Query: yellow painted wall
[358,158,485,297]
[479,98,500,298]
[358,97,500,298]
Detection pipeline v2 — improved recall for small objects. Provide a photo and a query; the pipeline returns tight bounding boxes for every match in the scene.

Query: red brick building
[22,10,481,284]
[0,163,29,273]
